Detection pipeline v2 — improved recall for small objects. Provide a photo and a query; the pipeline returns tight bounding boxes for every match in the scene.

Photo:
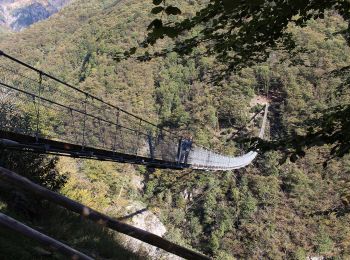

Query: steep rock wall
[0,0,70,31]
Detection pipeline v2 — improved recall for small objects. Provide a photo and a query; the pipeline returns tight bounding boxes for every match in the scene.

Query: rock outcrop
[115,201,183,260]
[0,0,70,31]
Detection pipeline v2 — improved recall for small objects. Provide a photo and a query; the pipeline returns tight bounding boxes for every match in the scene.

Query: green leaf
[129,47,137,55]
[165,6,181,15]
[151,6,164,14]
[222,0,238,11]
[152,0,162,5]
[147,19,163,30]
[163,27,178,38]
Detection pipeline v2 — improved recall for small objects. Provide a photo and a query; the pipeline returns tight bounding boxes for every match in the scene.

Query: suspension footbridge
[0,50,268,171]
[0,50,269,260]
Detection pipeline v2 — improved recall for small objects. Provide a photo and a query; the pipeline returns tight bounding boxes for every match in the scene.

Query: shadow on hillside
[117,208,148,221]
[310,206,350,218]
[0,187,140,260]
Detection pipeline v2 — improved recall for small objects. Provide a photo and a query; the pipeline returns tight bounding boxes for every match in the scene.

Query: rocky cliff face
[0,0,70,31]
[115,201,183,260]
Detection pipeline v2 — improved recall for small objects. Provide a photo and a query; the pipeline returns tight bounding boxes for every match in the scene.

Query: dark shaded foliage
[145,1,350,75]
[240,104,350,164]
[0,150,66,191]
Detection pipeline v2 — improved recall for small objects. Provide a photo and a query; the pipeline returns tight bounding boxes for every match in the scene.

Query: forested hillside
[0,0,350,259]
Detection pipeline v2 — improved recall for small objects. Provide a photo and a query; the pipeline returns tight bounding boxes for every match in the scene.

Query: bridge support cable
[0,166,211,260]
[0,212,93,260]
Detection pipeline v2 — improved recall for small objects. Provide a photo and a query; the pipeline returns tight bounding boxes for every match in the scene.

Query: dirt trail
[249,95,269,107]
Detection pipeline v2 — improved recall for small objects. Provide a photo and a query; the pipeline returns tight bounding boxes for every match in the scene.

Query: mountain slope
[1,0,350,259]
[0,0,70,31]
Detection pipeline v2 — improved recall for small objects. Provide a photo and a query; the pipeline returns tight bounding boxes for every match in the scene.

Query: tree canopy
[145,0,350,160]
[147,0,350,68]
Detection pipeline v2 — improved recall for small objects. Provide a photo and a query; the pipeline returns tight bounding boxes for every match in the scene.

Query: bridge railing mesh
[0,52,181,163]
[0,51,268,170]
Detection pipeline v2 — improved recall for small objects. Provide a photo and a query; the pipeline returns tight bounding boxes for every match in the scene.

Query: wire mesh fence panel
[137,136,151,158]
[53,107,79,145]
[153,132,179,162]
[81,117,99,149]
[123,128,143,156]
[0,89,33,135]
